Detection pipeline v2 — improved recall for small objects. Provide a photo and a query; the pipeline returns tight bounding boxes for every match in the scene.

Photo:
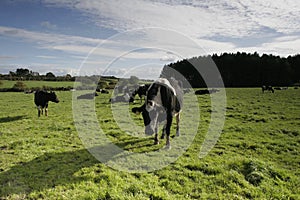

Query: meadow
[0,80,78,89]
[0,85,299,199]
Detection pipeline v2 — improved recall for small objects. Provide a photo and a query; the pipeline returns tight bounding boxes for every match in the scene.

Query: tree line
[0,68,75,81]
[2,52,300,88]
[162,52,300,87]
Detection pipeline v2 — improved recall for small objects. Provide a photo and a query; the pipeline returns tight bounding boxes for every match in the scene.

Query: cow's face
[132,100,166,135]
[50,92,60,103]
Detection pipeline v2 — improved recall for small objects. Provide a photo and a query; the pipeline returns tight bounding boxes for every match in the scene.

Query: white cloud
[0,55,18,60]
[40,21,57,29]
[238,35,300,56]
[43,0,300,37]
[36,55,57,59]
[43,0,300,56]
[2,0,299,78]
[0,26,103,52]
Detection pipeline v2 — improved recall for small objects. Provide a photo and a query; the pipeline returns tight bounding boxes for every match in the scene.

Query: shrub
[12,81,27,91]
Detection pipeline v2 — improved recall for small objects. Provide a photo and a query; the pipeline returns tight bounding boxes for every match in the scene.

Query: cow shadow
[0,115,26,123]
[0,148,101,198]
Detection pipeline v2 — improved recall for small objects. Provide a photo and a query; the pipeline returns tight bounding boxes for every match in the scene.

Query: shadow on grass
[0,137,168,197]
[0,115,26,123]
[0,148,100,198]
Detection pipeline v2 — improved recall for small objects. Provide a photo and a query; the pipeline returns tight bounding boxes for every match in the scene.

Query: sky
[0,0,299,79]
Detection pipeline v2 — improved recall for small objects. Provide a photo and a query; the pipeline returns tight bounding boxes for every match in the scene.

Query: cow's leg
[165,113,172,149]
[176,113,180,137]
[45,105,48,116]
[154,125,159,145]
[38,106,41,117]
[161,124,166,139]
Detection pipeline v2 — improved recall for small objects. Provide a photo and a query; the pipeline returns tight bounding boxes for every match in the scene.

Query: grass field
[0,86,299,199]
[0,80,78,89]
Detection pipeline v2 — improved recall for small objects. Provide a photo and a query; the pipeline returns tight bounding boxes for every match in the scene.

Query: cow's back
[34,90,47,108]
[152,78,183,113]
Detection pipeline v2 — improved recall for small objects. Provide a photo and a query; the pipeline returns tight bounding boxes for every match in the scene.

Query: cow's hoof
[165,144,171,150]
[154,141,160,145]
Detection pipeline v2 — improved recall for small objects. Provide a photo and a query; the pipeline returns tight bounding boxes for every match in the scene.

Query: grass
[0,86,299,199]
[0,80,78,89]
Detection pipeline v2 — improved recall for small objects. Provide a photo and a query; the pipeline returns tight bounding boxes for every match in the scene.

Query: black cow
[195,88,220,95]
[34,90,59,117]
[131,84,151,103]
[262,85,274,93]
[132,78,183,149]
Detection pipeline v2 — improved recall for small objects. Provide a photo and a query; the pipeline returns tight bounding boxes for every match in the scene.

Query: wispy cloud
[0,55,18,60]
[43,0,300,37]
[36,55,57,59]
[40,21,57,30]
[0,26,102,54]
[43,0,300,56]
[1,0,299,77]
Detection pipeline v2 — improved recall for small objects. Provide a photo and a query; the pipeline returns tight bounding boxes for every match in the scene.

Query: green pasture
[0,88,299,199]
[0,80,78,89]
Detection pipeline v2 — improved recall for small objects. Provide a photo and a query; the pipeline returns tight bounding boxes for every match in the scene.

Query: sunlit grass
[0,88,299,199]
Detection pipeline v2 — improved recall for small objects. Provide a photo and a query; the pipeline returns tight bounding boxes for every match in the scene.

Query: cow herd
[32,80,291,148]
[33,78,183,149]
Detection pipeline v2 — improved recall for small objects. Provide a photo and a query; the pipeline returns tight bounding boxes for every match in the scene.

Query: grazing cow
[131,84,151,103]
[109,93,134,103]
[77,92,98,100]
[96,88,109,94]
[195,88,220,95]
[34,90,59,117]
[132,78,183,149]
[262,85,274,93]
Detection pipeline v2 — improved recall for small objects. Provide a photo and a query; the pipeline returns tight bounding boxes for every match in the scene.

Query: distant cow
[262,85,274,93]
[195,89,220,95]
[131,84,151,103]
[96,89,109,94]
[109,93,133,103]
[274,87,288,90]
[34,90,59,117]
[132,78,183,149]
[77,92,98,100]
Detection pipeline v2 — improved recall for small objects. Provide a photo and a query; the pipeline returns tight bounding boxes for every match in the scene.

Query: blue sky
[0,0,299,79]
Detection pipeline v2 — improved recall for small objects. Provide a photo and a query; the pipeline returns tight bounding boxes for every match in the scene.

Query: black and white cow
[262,85,274,93]
[131,84,151,103]
[34,90,59,117]
[109,93,132,103]
[132,78,183,149]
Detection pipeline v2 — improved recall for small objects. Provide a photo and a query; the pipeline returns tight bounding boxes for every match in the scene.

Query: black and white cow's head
[49,91,60,103]
[132,78,176,135]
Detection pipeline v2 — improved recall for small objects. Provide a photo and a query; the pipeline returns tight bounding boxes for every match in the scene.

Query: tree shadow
[0,115,26,123]
[0,148,100,198]
[0,137,167,197]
